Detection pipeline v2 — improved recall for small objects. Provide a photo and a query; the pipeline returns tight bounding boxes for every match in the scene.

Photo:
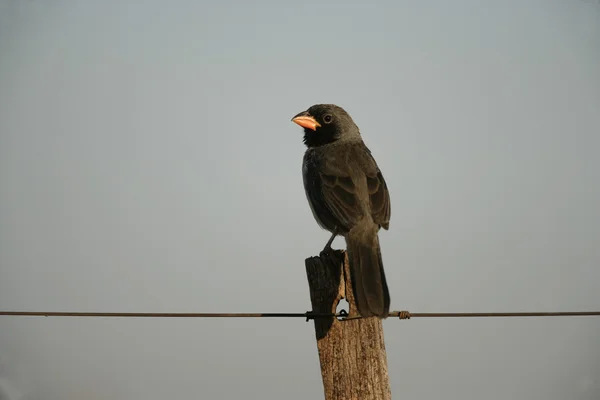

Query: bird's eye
[323,115,333,124]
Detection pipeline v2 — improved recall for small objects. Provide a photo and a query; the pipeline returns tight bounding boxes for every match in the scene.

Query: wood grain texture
[305,250,391,400]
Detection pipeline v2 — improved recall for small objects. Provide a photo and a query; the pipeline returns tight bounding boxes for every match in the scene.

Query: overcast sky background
[0,1,599,399]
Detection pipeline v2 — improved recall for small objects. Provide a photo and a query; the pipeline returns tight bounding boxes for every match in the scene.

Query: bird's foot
[321,228,338,255]
[320,244,334,256]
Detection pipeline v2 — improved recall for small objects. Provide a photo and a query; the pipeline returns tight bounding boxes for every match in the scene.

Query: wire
[1,310,599,320]
[0,311,329,319]
[395,311,600,319]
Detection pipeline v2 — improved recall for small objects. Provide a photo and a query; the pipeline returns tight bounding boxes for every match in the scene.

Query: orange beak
[292,112,321,131]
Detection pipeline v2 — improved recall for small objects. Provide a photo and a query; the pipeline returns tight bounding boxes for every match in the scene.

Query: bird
[291,104,391,318]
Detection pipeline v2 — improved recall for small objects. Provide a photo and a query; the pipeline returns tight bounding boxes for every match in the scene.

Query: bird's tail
[345,224,390,318]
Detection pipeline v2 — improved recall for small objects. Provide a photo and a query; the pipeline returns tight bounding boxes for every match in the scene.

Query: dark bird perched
[291,104,391,318]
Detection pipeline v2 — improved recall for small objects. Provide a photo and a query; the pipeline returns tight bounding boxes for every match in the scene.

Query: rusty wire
[1,310,599,320]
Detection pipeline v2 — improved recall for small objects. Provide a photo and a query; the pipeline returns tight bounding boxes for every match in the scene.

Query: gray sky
[1,1,599,399]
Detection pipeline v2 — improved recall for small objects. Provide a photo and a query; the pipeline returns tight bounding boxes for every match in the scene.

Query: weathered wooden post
[305,250,391,400]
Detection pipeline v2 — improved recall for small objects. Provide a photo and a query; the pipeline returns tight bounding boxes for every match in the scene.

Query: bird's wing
[303,144,391,232]
[318,168,363,232]
[363,148,391,230]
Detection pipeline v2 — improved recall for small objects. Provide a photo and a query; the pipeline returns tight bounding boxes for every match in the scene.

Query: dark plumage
[291,104,391,318]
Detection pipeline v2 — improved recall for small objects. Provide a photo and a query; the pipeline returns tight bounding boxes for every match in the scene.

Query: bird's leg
[322,228,339,253]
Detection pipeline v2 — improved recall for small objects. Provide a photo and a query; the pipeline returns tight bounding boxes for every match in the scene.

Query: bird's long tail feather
[346,224,390,318]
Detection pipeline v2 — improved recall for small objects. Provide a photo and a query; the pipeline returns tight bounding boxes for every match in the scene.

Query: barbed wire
[1,310,599,321]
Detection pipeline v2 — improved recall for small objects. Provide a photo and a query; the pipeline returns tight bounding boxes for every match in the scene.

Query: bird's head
[291,104,360,147]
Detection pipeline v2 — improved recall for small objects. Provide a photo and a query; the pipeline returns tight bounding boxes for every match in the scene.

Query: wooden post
[305,250,391,400]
